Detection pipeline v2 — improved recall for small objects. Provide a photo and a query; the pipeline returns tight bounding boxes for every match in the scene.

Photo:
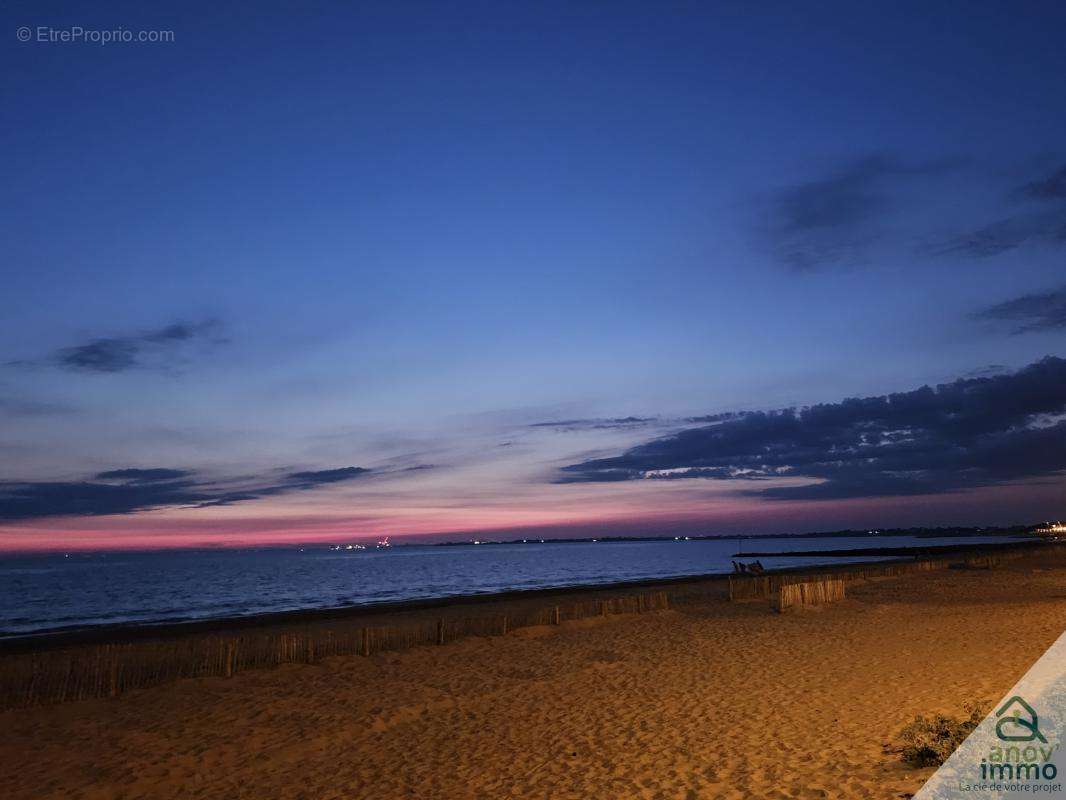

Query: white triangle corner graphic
[914,630,1066,799]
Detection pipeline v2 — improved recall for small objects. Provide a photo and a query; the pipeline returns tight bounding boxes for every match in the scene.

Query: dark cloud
[1019,164,1066,201]
[141,323,212,344]
[761,154,965,270]
[529,416,656,431]
[928,210,1066,258]
[685,412,745,424]
[57,338,139,373]
[0,464,371,521]
[929,164,1066,258]
[558,356,1066,500]
[0,478,210,521]
[963,364,1009,379]
[973,286,1066,333]
[285,467,370,485]
[11,320,226,374]
[93,468,194,483]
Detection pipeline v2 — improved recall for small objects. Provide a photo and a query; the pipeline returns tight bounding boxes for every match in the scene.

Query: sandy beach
[2,548,1064,800]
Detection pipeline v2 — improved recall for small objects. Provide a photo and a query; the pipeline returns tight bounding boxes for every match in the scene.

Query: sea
[0,534,1026,637]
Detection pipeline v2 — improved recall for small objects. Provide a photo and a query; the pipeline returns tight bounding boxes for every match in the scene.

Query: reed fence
[962,549,1029,569]
[0,590,670,710]
[726,554,970,602]
[771,578,847,612]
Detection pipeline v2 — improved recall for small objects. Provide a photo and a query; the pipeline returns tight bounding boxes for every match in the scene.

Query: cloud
[929,164,1066,258]
[1019,164,1066,201]
[285,467,371,485]
[973,286,1066,333]
[0,478,210,521]
[685,412,745,424]
[0,464,371,521]
[558,356,1066,500]
[10,320,226,374]
[529,416,657,431]
[962,364,1009,379]
[928,210,1066,257]
[760,154,964,270]
[93,468,194,483]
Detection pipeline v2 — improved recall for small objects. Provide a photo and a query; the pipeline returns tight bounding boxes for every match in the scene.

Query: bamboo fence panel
[771,578,846,612]
[0,589,672,710]
[727,555,962,601]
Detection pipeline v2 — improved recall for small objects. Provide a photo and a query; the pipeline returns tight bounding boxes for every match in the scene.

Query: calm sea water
[0,535,1023,636]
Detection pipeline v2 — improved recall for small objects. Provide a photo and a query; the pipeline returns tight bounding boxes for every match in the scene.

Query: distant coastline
[0,523,1051,558]
[427,524,1044,548]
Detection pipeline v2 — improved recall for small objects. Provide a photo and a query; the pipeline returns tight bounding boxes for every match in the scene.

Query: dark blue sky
[2,2,1065,548]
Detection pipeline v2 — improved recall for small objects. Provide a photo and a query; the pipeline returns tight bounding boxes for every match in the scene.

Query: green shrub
[896,701,991,767]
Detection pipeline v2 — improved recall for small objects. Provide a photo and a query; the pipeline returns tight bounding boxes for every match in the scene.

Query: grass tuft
[896,701,991,767]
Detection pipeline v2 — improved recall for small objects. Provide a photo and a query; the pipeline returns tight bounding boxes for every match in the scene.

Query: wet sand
[1,548,1064,799]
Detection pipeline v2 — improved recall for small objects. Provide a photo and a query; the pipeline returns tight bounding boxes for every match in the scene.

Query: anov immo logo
[977,696,1057,783]
[915,632,1066,799]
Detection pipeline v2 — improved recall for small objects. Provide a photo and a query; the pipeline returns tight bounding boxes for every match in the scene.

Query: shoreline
[0,538,1048,654]
[1,541,1063,799]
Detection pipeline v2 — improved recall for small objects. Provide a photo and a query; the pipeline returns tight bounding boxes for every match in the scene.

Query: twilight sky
[2,1,1065,550]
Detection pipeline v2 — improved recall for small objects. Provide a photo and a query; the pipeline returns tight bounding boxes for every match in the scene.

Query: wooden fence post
[109,653,118,698]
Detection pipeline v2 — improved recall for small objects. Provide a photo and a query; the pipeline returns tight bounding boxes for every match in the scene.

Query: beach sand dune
[2,550,1064,799]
